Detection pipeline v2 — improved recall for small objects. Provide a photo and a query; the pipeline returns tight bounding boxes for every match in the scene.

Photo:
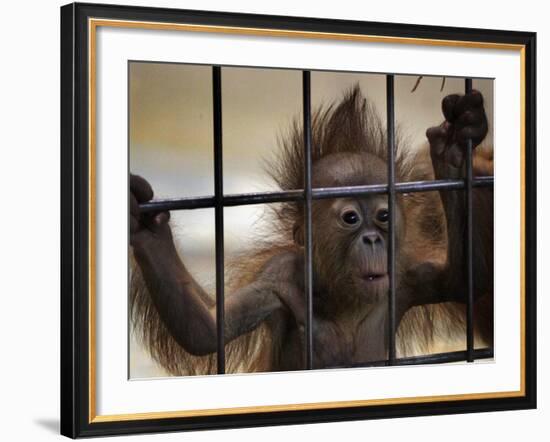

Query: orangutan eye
[376,209,389,223]
[341,210,360,225]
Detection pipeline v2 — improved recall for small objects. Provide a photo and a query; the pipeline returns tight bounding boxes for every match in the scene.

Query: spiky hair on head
[266,85,435,240]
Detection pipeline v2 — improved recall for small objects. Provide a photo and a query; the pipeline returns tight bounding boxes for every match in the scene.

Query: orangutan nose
[362,231,382,246]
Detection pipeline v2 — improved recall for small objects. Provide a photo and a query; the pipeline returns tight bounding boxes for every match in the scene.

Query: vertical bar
[386,75,397,364]
[213,66,225,374]
[465,78,474,362]
[303,71,314,370]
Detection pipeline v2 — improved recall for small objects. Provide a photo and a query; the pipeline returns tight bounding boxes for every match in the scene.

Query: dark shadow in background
[34,418,59,434]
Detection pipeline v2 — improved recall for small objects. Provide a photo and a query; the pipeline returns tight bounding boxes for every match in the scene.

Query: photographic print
[60,3,535,437]
[128,64,495,378]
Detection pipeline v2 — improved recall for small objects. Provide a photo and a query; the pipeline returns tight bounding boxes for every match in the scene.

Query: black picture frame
[60,2,537,438]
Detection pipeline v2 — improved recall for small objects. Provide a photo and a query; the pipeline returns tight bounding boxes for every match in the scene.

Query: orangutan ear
[293,222,304,246]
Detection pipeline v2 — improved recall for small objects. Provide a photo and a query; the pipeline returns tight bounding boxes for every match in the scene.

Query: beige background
[129,62,493,378]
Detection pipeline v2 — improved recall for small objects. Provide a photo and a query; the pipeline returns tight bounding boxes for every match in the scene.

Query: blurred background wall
[129,62,493,378]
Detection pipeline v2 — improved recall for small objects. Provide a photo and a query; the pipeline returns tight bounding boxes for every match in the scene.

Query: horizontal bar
[139,177,494,213]
[226,189,304,206]
[313,176,493,199]
[327,348,494,369]
[138,190,303,212]
[140,195,215,211]
[390,348,492,366]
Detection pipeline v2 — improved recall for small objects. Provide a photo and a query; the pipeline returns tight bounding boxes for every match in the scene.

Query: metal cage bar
[465,78,475,362]
[329,348,494,369]
[213,66,226,374]
[386,75,397,364]
[139,177,494,213]
[303,71,314,370]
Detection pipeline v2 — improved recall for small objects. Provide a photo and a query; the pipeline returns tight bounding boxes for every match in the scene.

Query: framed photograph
[60,2,537,438]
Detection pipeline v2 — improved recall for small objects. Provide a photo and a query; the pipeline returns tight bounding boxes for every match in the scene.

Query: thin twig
[411,76,447,92]
[411,75,423,92]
